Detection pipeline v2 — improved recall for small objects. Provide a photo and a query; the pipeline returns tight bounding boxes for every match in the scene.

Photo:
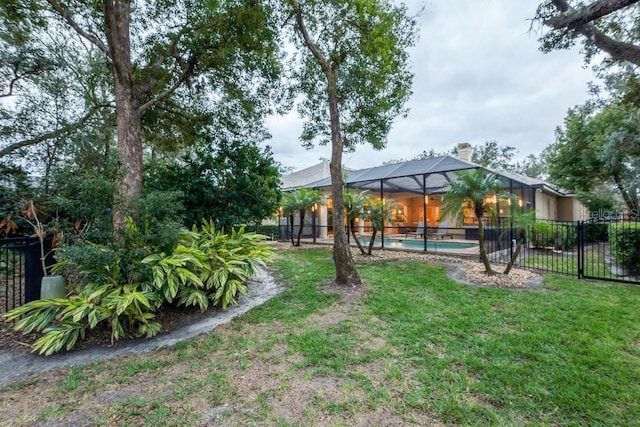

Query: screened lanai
[277,148,586,254]
[303,155,538,238]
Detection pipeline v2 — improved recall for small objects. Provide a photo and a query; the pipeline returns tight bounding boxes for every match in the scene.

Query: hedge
[609,222,640,275]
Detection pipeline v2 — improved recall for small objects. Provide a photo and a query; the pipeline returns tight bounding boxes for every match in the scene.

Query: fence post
[24,236,44,302]
[577,221,584,279]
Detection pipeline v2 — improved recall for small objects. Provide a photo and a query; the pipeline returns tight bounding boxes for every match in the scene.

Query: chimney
[457,142,472,162]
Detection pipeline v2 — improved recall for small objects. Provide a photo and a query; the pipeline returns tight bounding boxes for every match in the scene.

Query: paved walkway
[0,269,284,387]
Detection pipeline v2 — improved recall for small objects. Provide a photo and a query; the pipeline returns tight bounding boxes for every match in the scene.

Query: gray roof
[293,156,570,196]
[305,156,477,194]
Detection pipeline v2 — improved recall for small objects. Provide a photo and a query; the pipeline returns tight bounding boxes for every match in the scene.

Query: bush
[143,220,273,311]
[609,222,640,274]
[531,221,554,248]
[530,221,576,250]
[556,224,577,250]
[3,219,273,355]
[245,224,279,240]
[583,222,609,243]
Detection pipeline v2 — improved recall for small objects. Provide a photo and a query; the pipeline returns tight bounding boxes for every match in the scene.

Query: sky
[265,0,597,172]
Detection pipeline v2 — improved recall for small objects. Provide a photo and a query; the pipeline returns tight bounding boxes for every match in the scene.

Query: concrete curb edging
[0,269,284,387]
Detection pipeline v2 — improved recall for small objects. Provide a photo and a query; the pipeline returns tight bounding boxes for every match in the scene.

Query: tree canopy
[283,0,417,286]
[536,0,640,67]
[0,0,283,228]
[546,102,640,211]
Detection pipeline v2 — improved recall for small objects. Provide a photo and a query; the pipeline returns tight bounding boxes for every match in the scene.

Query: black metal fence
[0,235,54,315]
[279,215,639,285]
[485,218,640,285]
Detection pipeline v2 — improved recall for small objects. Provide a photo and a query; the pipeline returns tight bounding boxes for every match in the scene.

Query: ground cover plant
[0,247,638,425]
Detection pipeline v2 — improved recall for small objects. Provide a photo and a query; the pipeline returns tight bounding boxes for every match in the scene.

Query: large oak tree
[1,0,282,229]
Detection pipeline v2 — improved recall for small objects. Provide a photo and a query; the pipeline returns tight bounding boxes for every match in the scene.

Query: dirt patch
[0,304,223,355]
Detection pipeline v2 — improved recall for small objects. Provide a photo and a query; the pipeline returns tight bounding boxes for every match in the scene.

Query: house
[280,143,587,239]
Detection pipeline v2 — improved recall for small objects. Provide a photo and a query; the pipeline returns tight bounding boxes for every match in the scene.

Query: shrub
[531,221,554,248]
[3,219,273,355]
[609,222,640,274]
[555,224,577,250]
[583,222,609,243]
[530,221,576,250]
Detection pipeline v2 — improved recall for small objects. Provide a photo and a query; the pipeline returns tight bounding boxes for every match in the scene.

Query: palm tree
[365,199,395,255]
[441,169,504,274]
[502,209,536,275]
[344,190,370,255]
[281,192,298,246]
[282,188,323,246]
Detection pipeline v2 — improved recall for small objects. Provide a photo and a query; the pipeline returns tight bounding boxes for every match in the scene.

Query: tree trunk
[104,0,143,231]
[296,211,305,246]
[367,229,377,255]
[504,229,527,275]
[612,172,640,211]
[289,213,295,246]
[350,219,366,255]
[328,78,361,286]
[291,2,360,286]
[477,216,495,274]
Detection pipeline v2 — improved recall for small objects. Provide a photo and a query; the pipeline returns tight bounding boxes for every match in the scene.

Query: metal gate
[0,235,53,315]
[486,218,639,285]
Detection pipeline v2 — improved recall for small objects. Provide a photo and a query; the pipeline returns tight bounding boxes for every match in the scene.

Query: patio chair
[427,227,454,240]
[405,221,425,238]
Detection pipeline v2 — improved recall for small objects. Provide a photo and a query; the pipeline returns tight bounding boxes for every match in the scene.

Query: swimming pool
[367,237,478,251]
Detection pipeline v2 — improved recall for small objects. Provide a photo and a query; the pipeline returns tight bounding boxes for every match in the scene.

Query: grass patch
[0,247,638,426]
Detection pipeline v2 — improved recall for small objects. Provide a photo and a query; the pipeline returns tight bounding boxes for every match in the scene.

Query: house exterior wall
[557,197,588,221]
[281,161,331,190]
[535,191,557,220]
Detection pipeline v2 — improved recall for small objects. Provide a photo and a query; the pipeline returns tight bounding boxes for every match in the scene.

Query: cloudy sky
[265,0,596,172]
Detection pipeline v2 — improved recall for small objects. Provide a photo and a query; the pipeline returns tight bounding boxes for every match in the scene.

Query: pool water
[368,237,478,251]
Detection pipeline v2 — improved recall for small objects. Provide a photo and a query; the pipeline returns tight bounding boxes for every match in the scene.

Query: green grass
[0,247,638,426]
[361,261,639,425]
[522,245,615,278]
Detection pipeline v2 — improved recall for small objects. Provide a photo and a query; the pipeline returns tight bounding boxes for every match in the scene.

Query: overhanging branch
[46,0,109,56]
[545,0,640,66]
[0,104,108,158]
[137,57,196,113]
[546,0,640,29]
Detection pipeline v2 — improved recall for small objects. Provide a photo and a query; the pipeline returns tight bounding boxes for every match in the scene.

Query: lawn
[1,247,638,426]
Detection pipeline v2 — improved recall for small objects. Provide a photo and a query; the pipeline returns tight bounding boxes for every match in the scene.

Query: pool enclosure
[279,147,585,252]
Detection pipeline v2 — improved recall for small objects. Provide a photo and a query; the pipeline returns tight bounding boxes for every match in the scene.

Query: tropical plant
[281,192,298,246]
[281,188,323,246]
[19,201,52,275]
[364,199,395,256]
[344,190,371,256]
[3,218,273,355]
[502,210,536,275]
[143,220,274,311]
[441,169,505,274]
[4,253,163,356]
